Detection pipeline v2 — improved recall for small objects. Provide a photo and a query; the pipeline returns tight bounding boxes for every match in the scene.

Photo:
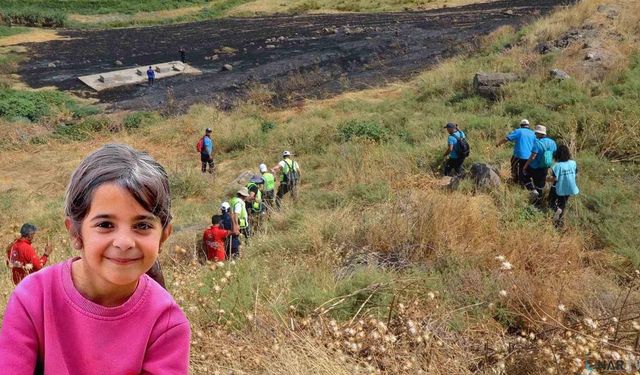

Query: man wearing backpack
[443,123,469,177]
[259,163,276,211]
[271,151,301,209]
[496,119,536,186]
[523,125,557,207]
[196,128,215,174]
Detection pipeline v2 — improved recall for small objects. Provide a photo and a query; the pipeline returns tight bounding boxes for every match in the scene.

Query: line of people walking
[443,119,579,226]
[201,142,301,263]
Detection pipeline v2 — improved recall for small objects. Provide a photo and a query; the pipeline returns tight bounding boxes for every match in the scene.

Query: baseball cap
[221,202,230,211]
[534,125,547,135]
[282,150,291,156]
[237,187,250,197]
[444,122,457,129]
[205,128,212,133]
[520,119,530,126]
[259,163,268,173]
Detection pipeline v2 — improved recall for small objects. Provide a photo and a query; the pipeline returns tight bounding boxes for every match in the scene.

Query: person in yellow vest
[246,176,265,231]
[229,187,250,257]
[259,163,276,211]
[271,151,301,209]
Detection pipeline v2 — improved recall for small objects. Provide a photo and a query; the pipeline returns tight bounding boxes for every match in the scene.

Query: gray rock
[473,72,518,100]
[266,44,276,49]
[114,60,123,66]
[47,62,56,68]
[469,163,501,189]
[550,68,570,80]
[222,64,233,71]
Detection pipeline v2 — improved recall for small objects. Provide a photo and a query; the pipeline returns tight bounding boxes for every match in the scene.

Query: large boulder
[469,163,501,189]
[473,72,518,100]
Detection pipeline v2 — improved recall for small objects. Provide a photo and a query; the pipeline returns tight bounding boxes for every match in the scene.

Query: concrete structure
[78,61,201,91]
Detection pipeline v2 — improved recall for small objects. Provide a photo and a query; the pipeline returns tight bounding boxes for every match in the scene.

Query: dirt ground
[17,0,571,111]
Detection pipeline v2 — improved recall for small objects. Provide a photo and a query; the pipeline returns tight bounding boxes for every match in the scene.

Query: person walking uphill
[259,163,276,211]
[229,187,250,257]
[443,122,470,177]
[496,119,536,186]
[196,128,215,174]
[272,151,301,209]
[548,144,579,227]
[146,66,155,86]
[523,125,557,207]
[5,223,53,285]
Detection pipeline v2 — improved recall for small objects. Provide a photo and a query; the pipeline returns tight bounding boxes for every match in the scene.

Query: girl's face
[67,183,171,294]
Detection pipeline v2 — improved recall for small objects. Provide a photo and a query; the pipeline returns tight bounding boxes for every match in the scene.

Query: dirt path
[17,0,571,112]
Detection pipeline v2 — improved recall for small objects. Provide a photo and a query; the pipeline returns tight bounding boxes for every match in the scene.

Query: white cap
[534,125,547,135]
[221,202,230,211]
[282,150,291,157]
[520,119,530,126]
[259,163,268,173]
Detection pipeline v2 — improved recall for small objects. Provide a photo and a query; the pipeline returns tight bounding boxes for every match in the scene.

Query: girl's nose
[112,233,135,250]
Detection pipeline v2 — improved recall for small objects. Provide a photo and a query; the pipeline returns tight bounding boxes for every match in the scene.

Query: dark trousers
[276,183,290,209]
[444,157,465,177]
[227,235,240,258]
[200,153,214,173]
[524,167,548,206]
[510,157,528,186]
[548,187,569,226]
[148,77,154,86]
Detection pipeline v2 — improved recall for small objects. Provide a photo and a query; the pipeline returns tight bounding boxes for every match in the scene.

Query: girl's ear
[64,217,83,249]
[159,223,173,251]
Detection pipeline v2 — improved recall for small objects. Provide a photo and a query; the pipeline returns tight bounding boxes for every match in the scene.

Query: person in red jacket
[202,215,230,262]
[5,223,53,285]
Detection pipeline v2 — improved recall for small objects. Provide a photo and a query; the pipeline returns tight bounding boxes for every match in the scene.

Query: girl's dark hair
[64,144,172,237]
[555,144,572,162]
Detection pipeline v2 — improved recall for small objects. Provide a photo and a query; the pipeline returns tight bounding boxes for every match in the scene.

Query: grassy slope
[1,0,640,374]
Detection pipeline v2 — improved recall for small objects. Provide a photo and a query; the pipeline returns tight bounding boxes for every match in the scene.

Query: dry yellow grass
[68,5,205,25]
[0,29,66,47]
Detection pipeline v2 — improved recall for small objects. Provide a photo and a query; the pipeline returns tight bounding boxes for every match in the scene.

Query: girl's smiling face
[67,183,171,303]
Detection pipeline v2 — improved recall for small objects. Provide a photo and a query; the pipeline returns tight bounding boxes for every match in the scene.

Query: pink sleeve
[0,293,39,374]
[142,322,190,374]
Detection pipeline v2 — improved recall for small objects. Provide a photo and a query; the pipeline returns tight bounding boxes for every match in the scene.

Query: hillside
[1,0,640,374]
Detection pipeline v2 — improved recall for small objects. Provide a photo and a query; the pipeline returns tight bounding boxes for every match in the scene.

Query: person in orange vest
[5,223,53,285]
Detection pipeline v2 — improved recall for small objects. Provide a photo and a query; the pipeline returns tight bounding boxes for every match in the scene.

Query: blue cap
[444,122,457,129]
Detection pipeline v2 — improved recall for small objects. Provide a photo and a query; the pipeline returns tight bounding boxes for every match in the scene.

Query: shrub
[0,7,67,27]
[260,119,276,133]
[123,111,157,130]
[0,89,67,122]
[338,120,389,143]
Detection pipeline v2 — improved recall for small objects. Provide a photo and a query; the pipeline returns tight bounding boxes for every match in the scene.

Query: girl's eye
[96,221,113,229]
[135,222,154,230]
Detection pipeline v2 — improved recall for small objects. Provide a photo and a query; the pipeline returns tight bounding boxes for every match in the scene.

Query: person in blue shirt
[146,66,155,86]
[200,128,215,174]
[443,122,467,177]
[523,125,557,207]
[496,119,536,186]
[548,144,579,227]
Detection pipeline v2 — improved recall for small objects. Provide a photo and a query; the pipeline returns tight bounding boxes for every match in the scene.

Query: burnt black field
[18,0,572,111]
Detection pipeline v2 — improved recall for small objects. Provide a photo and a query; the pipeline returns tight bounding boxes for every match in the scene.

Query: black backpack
[453,131,470,158]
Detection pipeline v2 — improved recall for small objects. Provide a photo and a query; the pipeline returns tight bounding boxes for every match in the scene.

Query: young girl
[0,144,190,374]
[548,144,579,226]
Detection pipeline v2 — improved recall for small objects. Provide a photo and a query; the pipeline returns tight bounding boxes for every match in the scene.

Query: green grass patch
[0,89,68,121]
[0,25,30,37]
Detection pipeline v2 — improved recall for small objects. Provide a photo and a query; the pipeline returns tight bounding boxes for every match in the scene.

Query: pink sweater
[0,258,190,374]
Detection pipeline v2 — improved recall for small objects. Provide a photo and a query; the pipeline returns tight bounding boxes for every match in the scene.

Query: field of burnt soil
[18,0,571,111]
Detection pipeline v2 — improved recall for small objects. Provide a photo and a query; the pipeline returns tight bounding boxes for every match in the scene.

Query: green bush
[53,123,92,141]
[123,111,157,130]
[348,182,390,204]
[260,119,276,133]
[0,89,67,121]
[338,119,389,143]
[0,7,67,27]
